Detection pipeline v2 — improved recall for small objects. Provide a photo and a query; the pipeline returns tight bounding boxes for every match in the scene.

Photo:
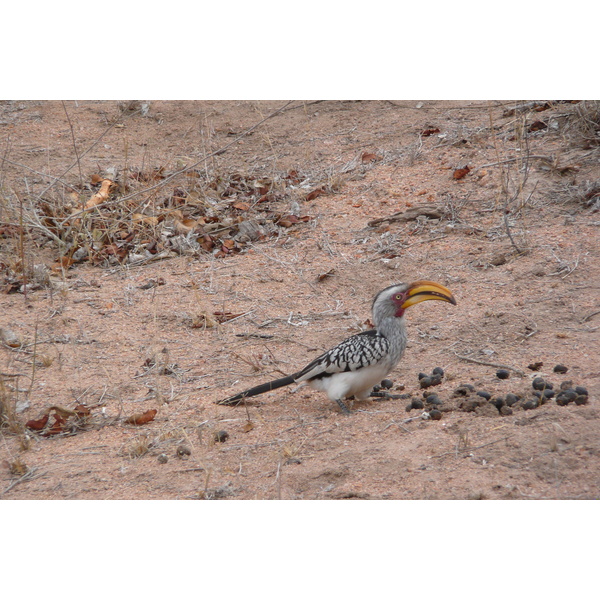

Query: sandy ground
[1,100,599,500]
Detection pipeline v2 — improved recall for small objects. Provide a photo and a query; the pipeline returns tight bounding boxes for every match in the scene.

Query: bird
[217,280,456,414]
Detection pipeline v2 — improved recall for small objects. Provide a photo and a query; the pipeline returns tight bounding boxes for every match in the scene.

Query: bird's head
[373,280,457,320]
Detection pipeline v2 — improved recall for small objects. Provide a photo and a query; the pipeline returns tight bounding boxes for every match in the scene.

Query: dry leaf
[232,201,250,211]
[453,166,471,180]
[85,179,114,209]
[43,413,67,436]
[306,188,325,201]
[91,173,103,185]
[242,421,255,433]
[361,152,382,162]
[213,311,244,323]
[528,120,548,132]
[421,128,440,136]
[317,269,335,282]
[125,409,158,425]
[26,413,50,431]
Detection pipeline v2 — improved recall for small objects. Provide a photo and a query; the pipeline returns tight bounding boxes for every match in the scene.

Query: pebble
[523,399,539,410]
[418,372,428,381]
[575,386,588,397]
[553,364,569,374]
[176,445,192,457]
[213,431,229,443]
[380,379,394,389]
[500,405,513,416]
[574,395,589,406]
[411,399,424,410]
[560,380,574,391]
[496,369,510,380]
[157,453,169,464]
[476,391,492,400]
[432,367,444,377]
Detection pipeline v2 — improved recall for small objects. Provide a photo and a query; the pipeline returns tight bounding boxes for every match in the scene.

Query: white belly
[307,362,391,401]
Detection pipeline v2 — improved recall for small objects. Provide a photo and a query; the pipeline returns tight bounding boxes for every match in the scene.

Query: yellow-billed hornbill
[217,280,456,413]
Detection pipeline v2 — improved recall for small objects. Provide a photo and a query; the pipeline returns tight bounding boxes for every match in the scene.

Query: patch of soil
[1,100,599,499]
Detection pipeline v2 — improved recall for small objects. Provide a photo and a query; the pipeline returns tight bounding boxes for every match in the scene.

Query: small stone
[429,409,442,420]
[505,393,519,407]
[553,364,569,374]
[543,389,555,400]
[500,405,513,416]
[476,391,492,400]
[532,377,546,391]
[574,395,589,406]
[523,399,539,410]
[418,372,428,381]
[380,379,394,389]
[496,369,510,380]
[432,367,444,377]
[213,430,229,443]
[157,453,169,464]
[560,380,574,391]
[411,399,424,410]
[176,444,192,457]
[575,386,588,397]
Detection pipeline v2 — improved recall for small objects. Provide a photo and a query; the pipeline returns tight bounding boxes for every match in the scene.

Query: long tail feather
[217,375,297,406]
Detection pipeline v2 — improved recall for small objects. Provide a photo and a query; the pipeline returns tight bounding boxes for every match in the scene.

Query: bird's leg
[334,398,352,415]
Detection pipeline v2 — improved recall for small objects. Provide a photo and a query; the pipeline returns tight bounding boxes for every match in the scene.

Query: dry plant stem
[61,101,84,188]
[38,105,143,199]
[17,190,27,301]
[455,354,525,376]
[429,435,514,459]
[59,100,295,226]
[0,156,77,191]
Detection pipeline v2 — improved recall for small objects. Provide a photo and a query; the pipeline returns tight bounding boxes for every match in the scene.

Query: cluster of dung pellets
[457,364,590,416]
[418,367,444,389]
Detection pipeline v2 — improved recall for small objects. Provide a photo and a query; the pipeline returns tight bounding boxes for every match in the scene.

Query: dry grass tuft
[567,100,600,147]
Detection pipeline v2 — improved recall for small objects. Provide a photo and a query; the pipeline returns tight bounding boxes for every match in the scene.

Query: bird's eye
[395,294,402,300]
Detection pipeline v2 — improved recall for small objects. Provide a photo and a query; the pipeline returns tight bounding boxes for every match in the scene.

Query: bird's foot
[335,398,352,415]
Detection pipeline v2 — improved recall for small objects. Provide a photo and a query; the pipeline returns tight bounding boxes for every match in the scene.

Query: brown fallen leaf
[242,421,255,433]
[317,269,335,282]
[42,413,67,436]
[85,179,114,209]
[306,188,326,201]
[213,311,244,323]
[421,128,441,136]
[26,413,50,431]
[528,120,548,132]
[232,201,251,211]
[361,152,382,163]
[125,409,158,425]
[453,166,471,180]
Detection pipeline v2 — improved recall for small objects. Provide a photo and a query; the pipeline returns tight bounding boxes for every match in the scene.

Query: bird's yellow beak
[401,280,457,309]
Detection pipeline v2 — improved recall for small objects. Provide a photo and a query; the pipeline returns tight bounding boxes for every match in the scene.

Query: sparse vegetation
[1,100,599,500]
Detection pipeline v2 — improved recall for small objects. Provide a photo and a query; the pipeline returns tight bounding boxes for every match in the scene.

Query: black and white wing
[295,329,390,383]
